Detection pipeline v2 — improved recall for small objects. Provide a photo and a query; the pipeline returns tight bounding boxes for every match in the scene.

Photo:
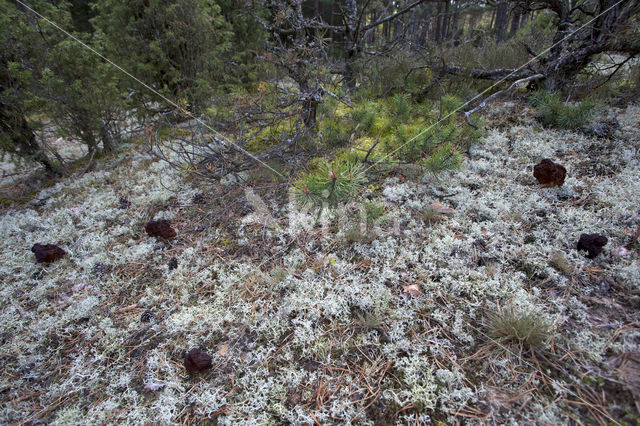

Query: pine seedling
[292,158,366,210]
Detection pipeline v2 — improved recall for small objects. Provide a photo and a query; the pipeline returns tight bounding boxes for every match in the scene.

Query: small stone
[533,159,567,187]
[167,257,178,270]
[145,220,177,239]
[599,281,610,295]
[144,381,165,392]
[612,247,629,258]
[473,239,487,250]
[31,243,66,263]
[577,233,608,258]
[184,348,212,373]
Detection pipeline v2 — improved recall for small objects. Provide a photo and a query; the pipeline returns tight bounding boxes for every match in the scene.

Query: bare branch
[464,74,545,129]
[435,64,535,81]
[363,139,380,163]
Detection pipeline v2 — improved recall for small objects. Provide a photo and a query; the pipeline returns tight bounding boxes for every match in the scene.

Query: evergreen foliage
[92,0,234,113]
[292,158,366,209]
[39,37,124,152]
[0,1,75,171]
[423,142,463,175]
[529,91,596,129]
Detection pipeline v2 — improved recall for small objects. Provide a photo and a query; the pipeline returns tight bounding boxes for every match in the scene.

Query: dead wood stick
[464,74,545,129]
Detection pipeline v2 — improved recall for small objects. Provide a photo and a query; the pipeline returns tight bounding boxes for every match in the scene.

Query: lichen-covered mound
[1,103,639,424]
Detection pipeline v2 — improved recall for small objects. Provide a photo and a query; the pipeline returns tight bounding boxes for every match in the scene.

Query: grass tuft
[484,304,554,358]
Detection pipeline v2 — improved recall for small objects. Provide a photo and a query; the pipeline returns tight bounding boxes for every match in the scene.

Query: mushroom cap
[184,348,212,373]
[577,233,608,258]
[31,243,66,263]
[144,219,177,238]
[533,159,567,187]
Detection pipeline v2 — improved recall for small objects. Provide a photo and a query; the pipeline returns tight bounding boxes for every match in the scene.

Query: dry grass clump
[549,250,573,275]
[484,304,554,358]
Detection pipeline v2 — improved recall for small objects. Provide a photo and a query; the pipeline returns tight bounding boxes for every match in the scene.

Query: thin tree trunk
[450,0,460,41]
[370,10,377,44]
[520,9,529,27]
[435,1,443,43]
[441,0,450,41]
[489,8,495,31]
[509,5,521,37]
[343,0,358,90]
[494,0,508,44]
[468,13,478,33]
[0,105,63,175]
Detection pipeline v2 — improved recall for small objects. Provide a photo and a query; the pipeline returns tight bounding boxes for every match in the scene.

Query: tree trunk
[342,0,358,90]
[509,5,521,37]
[0,105,63,175]
[488,8,495,31]
[300,88,320,129]
[434,1,443,43]
[369,10,377,44]
[520,9,529,27]
[468,13,477,33]
[450,0,460,42]
[494,0,508,44]
[419,3,433,46]
[441,0,450,41]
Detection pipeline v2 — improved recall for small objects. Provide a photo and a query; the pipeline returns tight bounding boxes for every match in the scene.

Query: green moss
[245,118,298,152]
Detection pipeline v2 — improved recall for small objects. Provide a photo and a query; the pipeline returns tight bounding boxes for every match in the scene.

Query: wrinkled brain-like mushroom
[184,348,212,373]
[533,159,567,187]
[144,219,177,239]
[577,233,608,259]
[31,244,66,263]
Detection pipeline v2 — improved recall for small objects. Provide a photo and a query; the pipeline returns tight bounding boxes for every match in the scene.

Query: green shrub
[363,201,385,225]
[423,142,463,175]
[351,101,382,134]
[389,93,412,123]
[292,158,366,209]
[529,91,596,129]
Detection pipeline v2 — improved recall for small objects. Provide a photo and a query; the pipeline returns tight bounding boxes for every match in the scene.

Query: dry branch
[464,74,545,129]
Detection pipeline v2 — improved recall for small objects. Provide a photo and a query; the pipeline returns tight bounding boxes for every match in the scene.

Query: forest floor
[1,99,639,424]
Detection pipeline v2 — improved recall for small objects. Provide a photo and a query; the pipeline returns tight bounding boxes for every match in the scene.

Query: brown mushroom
[533,159,567,187]
[577,233,608,259]
[31,244,66,263]
[144,219,177,239]
[184,348,212,373]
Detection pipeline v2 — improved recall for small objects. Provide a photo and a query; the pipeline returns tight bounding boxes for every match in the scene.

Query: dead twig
[464,74,545,129]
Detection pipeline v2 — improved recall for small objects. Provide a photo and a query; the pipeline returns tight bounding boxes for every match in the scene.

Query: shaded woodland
[2,0,639,177]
